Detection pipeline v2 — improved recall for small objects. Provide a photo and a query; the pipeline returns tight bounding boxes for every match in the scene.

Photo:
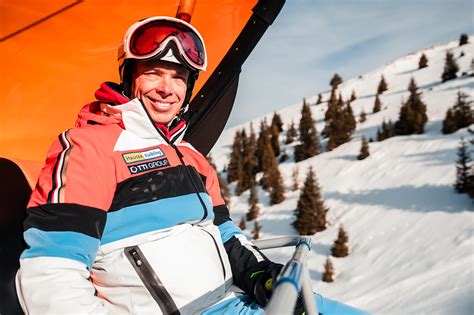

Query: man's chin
[150,113,174,125]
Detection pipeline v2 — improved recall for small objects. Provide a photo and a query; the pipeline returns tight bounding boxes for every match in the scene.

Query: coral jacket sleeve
[16,129,115,313]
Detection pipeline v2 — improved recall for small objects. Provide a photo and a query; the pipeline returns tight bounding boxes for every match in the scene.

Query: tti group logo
[128,158,170,174]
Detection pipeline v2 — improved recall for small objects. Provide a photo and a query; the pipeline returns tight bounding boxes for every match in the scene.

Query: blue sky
[228,0,473,126]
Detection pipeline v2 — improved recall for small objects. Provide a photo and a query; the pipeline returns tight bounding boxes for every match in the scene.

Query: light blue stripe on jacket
[218,220,244,243]
[21,228,99,268]
[102,193,213,244]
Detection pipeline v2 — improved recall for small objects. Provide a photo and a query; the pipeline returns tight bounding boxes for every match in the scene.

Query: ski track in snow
[211,37,474,314]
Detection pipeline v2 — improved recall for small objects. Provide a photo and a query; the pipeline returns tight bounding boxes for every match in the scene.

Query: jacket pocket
[124,246,180,315]
[197,227,226,281]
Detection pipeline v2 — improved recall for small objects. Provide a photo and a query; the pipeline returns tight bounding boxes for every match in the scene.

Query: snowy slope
[210,38,474,314]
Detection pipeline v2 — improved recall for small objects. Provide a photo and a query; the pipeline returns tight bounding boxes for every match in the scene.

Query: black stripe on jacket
[109,165,207,212]
[24,203,107,239]
[212,204,230,226]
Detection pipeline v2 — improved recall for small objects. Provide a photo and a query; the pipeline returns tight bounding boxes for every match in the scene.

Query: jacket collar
[79,82,188,146]
[104,98,187,146]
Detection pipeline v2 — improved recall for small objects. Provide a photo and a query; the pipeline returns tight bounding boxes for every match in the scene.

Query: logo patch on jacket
[122,148,165,164]
[128,158,170,174]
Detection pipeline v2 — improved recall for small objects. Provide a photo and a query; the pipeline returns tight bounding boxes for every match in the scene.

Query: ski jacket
[16,82,268,314]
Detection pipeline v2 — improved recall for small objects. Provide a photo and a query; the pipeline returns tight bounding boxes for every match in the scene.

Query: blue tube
[316,294,372,315]
[202,293,371,314]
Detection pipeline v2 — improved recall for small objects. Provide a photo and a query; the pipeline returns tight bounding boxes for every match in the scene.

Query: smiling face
[131,60,190,125]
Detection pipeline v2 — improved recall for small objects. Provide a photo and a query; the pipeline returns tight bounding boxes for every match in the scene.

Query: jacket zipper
[138,99,209,222]
[125,246,180,315]
[172,145,208,221]
[199,228,226,280]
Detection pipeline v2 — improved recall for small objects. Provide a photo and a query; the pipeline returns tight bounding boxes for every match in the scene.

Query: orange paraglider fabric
[0,0,256,161]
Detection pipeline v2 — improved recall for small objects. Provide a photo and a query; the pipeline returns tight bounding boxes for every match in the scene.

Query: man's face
[132,60,190,125]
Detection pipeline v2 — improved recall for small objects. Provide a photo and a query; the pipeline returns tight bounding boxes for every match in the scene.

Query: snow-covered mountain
[210,37,473,314]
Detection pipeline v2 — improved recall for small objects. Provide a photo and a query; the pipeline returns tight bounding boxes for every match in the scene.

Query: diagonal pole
[254,236,318,315]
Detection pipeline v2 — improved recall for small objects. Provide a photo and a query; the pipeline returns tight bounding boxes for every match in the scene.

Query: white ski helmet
[118,16,207,102]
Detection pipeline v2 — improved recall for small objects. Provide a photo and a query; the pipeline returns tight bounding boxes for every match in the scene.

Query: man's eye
[174,76,187,83]
[145,72,159,77]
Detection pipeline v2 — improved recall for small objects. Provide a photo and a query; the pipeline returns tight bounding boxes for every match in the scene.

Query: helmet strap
[121,60,135,98]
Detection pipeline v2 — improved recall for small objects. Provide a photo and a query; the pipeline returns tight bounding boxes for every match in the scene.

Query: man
[16,16,369,314]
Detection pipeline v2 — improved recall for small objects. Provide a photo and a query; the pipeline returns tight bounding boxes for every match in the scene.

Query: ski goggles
[119,16,207,73]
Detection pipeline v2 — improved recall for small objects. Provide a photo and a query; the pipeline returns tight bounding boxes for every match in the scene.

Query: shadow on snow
[326,184,472,213]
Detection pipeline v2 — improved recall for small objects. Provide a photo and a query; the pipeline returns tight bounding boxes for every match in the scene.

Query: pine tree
[459,33,469,46]
[376,127,382,142]
[377,75,388,94]
[373,93,382,113]
[279,148,288,163]
[323,89,338,126]
[322,257,334,283]
[285,121,297,144]
[208,154,232,207]
[441,52,459,82]
[387,120,395,139]
[345,102,356,132]
[259,139,275,190]
[454,92,473,129]
[350,90,357,102]
[467,168,474,200]
[321,90,337,139]
[295,100,320,162]
[292,166,299,191]
[316,93,323,104]
[454,137,472,193]
[235,177,245,196]
[241,128,248,145]
[268,164,285,205]
[227,130,244,183]
[395,78,428,135]
[442,93,473,135]
[271,112,284,133]
[252,221,262,240]
[326,95,354,151]
[218,176,231,207]
[377,119,395,141]
[247,179,260,220]
[419,53,428,69]
[270,123,281,157]
[239,216,246,230]
[235,128,251,195]
[359,109,367,123]
[241,124,258,186]
[293,167,328,235]
[357,136,370,160]
[256,119,270,173]
[330,73,343,89]
[290,120,298,139]
[259,127,285,206]
[442,109,457,134]
[331,226,349,257]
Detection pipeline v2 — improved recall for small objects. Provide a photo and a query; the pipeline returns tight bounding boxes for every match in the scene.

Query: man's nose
[156,76,172,97]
